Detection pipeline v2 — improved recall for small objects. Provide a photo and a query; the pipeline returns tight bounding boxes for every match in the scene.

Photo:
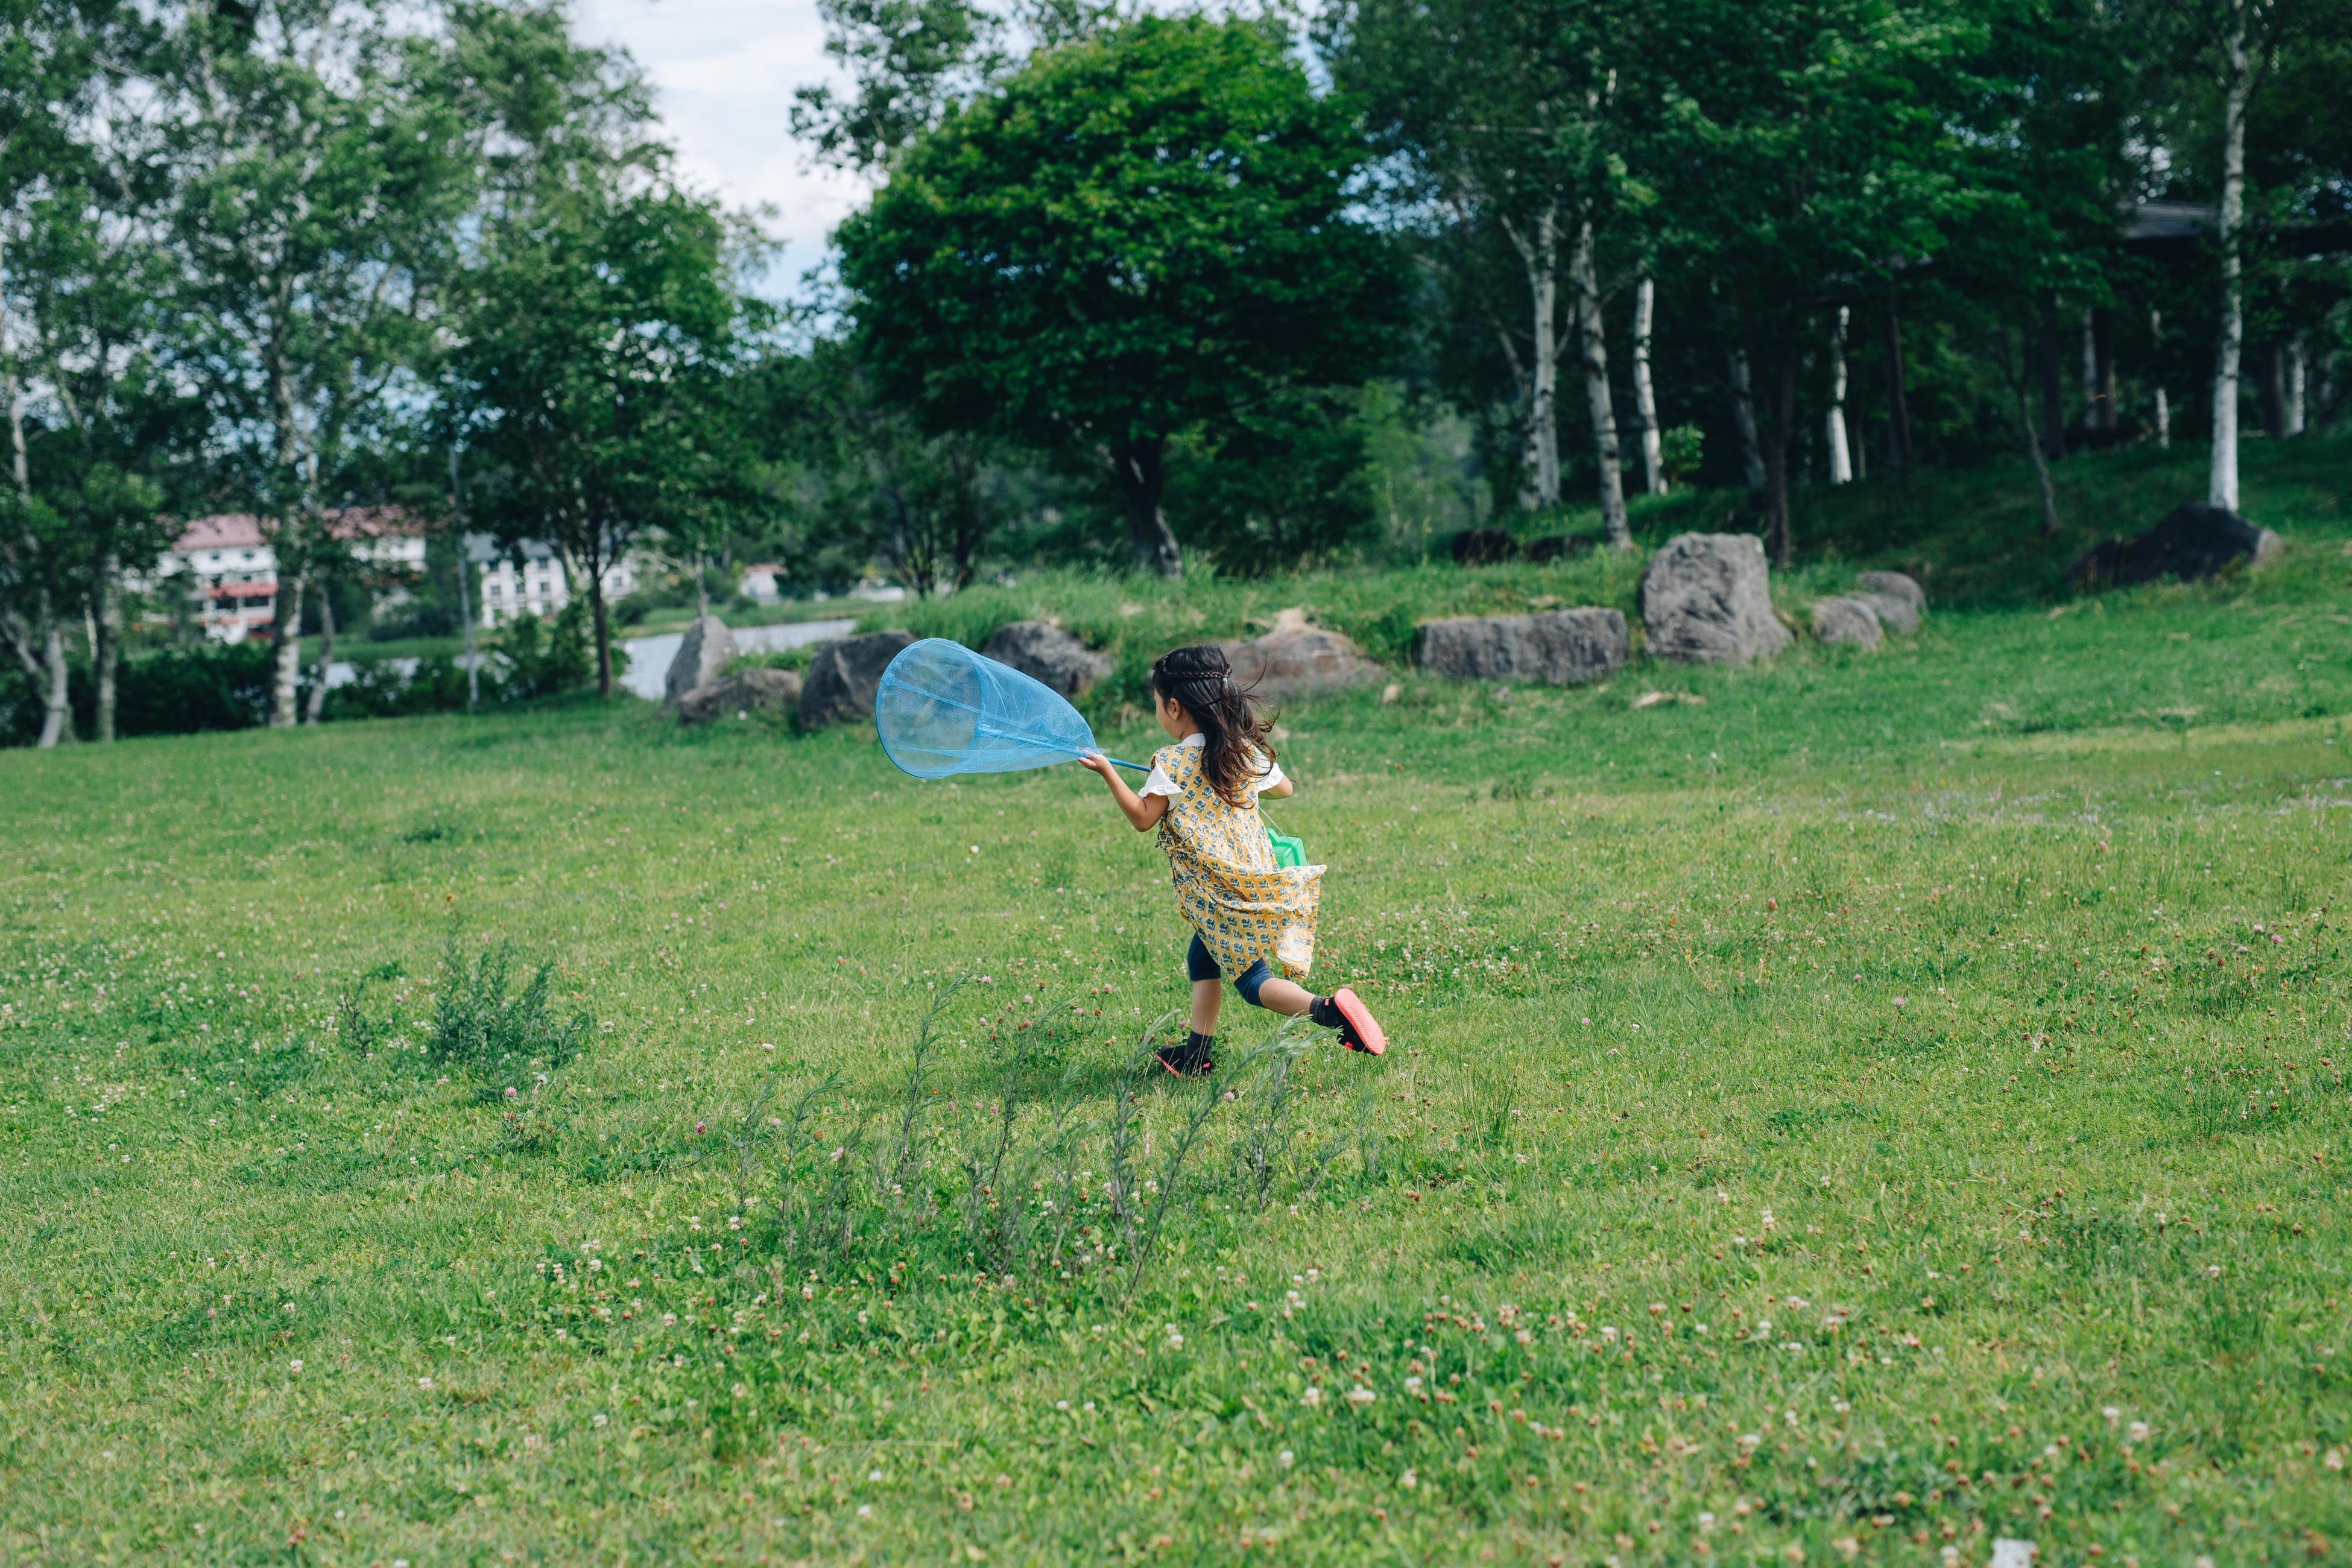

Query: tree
[0,0,132,747]
[157,0,470,727]
[1650,0,1972,564]
[1330,0,1651,546]
[836,15,1403,577]
[2142,0,2339,507]
[443,8,768,698]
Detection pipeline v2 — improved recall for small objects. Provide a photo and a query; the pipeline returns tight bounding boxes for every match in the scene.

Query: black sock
[1307,996,1342,1029]
[1186,1030,1216,1058]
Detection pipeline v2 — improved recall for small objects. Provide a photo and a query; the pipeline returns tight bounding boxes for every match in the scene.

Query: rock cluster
[981,621,1113,696]
[1412,608,1627,685]
[1639,533,1793,665]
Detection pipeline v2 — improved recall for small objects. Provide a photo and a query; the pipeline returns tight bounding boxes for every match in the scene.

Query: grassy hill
[0,440,2348,1564]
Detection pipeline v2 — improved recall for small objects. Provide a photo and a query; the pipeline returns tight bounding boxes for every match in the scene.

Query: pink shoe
[1330,987,1385,1056]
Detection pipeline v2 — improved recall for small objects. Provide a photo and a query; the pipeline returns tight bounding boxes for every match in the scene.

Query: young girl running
[1079,644,1385,1075]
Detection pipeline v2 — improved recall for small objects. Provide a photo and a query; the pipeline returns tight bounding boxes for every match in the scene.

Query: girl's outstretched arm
[1079,753,1166,831]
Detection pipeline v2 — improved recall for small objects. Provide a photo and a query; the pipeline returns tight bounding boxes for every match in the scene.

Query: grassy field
[4,444,2351,1566]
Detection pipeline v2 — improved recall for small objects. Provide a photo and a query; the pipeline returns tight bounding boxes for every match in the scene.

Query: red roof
[173,506,421,553]
[175,514,267,551]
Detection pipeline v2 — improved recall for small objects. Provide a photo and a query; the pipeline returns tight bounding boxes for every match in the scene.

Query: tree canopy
[836,14,1406,577]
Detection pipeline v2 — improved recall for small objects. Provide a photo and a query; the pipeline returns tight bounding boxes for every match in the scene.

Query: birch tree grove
[1330,0,1647,537]
[160,0,466,728]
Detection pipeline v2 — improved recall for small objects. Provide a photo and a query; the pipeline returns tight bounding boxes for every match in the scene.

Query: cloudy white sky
[572,0,870,297]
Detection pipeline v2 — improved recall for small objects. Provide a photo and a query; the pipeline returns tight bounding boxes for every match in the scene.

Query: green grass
[4,443,2351,1566]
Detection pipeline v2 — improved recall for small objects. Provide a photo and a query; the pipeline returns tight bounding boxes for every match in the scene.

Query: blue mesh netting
[875,638,1144,780]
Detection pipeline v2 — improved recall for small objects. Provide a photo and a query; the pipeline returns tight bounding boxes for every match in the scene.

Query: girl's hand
[1081,752,1166,830]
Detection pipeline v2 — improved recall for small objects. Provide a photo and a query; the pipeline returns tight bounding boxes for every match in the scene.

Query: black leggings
[1187,932,1274,1007]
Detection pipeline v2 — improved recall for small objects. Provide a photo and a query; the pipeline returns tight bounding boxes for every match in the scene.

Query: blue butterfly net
[876,638,1144,780]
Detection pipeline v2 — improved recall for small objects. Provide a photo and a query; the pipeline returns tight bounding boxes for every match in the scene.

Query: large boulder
[1639,533,1793,665]
[1812,596,1883,650]
[664,614,738,705]
[677,666,802,725]
[1412,607,1628,686]
[798,629,917,728]
[1854,571,1924,634]
[2066,502,2284,588]
[1221,612,1385,704]
[981,620,1113,697]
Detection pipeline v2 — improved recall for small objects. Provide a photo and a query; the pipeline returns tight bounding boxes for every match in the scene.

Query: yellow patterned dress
[1148,738,1323,977]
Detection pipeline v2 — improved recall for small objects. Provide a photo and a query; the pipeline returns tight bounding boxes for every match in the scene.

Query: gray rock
[664,615,738,705]
[1221,621,1385,704]
[1856,571,1925,615]
[1228,633,1385,703]
[798,629,918,727]
[677,666,802,725]
[2065,502,2284,588]
[1812,596,1883,650]
[1412,607,1628,686]
[1857,592,1919,635]
[981,620,1113,696]
[1639,533,1793,665]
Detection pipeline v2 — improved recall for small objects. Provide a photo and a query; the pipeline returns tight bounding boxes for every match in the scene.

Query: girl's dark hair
[1150,645,1276,808]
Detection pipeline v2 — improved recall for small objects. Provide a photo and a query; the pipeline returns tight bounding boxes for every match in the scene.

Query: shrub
[426,931,590,1074]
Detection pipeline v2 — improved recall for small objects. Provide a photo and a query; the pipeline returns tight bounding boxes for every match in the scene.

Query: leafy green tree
[156,0,473,726]
[836,15,1403,577]
[1649,0,1974,564]
[443,8,770,698]
[1328,0,1651,545]
[0,0,138,747]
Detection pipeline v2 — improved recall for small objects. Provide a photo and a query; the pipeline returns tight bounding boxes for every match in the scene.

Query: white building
[146,510,428,643]
[464,534,645,627]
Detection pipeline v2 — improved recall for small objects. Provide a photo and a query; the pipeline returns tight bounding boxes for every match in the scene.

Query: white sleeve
[1251,757,1287,795]
[1139,760,1181,798]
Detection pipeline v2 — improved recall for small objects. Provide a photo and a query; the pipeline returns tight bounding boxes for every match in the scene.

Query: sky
[572,0,870,298]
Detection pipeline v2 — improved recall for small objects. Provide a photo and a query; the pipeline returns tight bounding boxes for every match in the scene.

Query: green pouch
[1262,809,1307,869]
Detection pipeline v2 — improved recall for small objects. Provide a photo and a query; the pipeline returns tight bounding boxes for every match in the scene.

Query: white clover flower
[1346,1385,1376,1408]
[1301,1386,1323,1408]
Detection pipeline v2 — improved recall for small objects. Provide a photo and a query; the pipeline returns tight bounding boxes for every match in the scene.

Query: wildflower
[1301,1386,1323,1408]
[592,1413,607,1427]
[1347,1385,1376,1408]
[1399,1467,1417,1488]
[288,1359,303,1373]
[2128,1421,2151,1443]
[1277,1450,1294,1468]
[868,1469,883,1482]
[417,1377,434,1391]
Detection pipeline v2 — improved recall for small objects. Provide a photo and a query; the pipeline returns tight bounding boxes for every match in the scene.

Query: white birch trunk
[2208,0,2249,510]
[2152,309,2171,448]
[1502,209,1562,508]
[1631,277,1665,495]
[1570,220,1629,548]
[270,569,306,727]
[1827,307,1853,485]
[2286,338,2306,435]
[1728,350,1766,490]
[303,581,335,724]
